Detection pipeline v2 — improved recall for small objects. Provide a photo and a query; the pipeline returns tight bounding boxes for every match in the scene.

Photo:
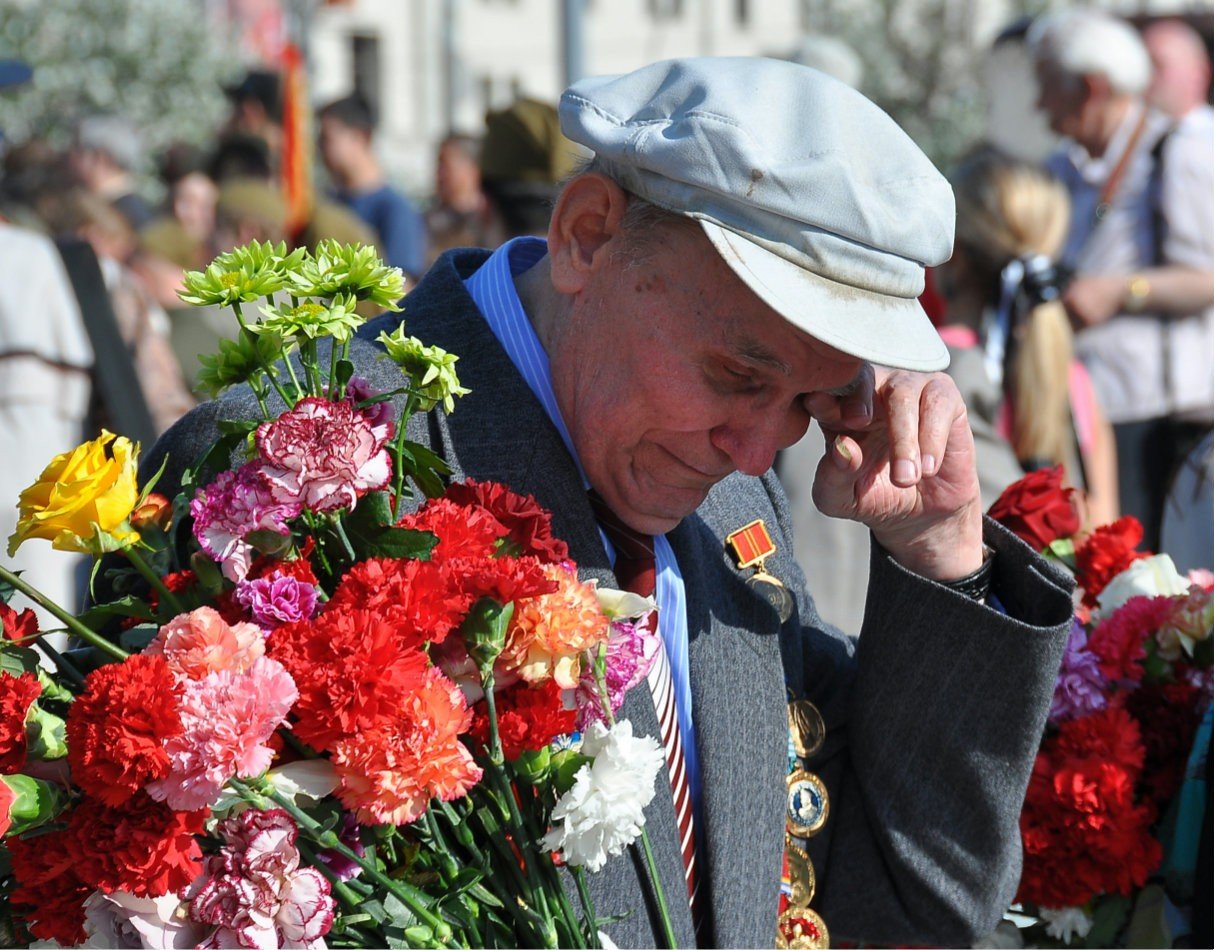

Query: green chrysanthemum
[178,240,308,307]
[290,240,405,310]
[378,326,471,413]
[196,328,286,397]
[255,294,365,343]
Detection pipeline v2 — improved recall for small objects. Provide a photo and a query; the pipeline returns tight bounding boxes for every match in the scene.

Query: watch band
[940,544,996,602]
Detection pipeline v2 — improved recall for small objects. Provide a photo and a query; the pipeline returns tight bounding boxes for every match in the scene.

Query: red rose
[69,792,205,898]
[7,826,91,945]
[1075,516,1149,608]
[66,654,184,806]
[0,672,42,773]
[988,467,1080,551]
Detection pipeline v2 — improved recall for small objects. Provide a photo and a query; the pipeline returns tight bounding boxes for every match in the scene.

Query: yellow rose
[7,430,142,556]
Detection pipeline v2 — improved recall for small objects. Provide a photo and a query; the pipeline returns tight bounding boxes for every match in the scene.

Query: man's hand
[1063,274,1125,328]
[805,367,985,582]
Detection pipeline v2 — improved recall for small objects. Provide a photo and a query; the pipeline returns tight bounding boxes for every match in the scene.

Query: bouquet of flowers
[987,468,1214,947]
[0,241,676,949]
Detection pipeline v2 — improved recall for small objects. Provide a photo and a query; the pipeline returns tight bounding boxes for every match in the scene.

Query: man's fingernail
[893,459,917,484]
[922,454,937,475]
[834,436,852,461]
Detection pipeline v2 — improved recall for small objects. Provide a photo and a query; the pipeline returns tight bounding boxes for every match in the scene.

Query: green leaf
[343,492,438,562]
[382,894,418,930]
[119,624,159,652]
[76,595,155,631]
[0,648,42,678]
[347,491,396,531]
[1084,894,1131,948]
[217,418,262,437]
[0,569,19,604]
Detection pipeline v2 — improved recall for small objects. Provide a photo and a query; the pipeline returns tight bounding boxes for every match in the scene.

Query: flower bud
[1,773,68,837]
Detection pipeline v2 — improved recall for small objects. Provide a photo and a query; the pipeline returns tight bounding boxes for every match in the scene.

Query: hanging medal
[726,518,794,622]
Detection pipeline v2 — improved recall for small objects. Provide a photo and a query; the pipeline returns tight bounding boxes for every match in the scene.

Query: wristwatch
[1125,273,1151,312]
[940,544,996,602]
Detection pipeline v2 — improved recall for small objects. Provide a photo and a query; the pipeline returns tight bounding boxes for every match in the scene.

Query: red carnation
[327,557,473,647]
[7,826,91,945]
[401,496,507,561]
[69,792,205,898]
[0,672,43,773]
[1018,707,1161,908]
[445,479,570,564]
[1086,595,1175,684]
[1126,681,1205,805]
[66,654,184,806]
[988,467,1080,551]
[271,603,432,752]
[1075,517,1150,608]
[1,602,39,644]
[456,554,560,605]
[470,680,577,760]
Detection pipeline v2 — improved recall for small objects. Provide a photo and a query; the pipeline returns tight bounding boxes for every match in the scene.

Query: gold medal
[788,699,825,760]
[785,836,817,906]
[776,905,829,949]
[726,519,794,622]
[786,768,829,838]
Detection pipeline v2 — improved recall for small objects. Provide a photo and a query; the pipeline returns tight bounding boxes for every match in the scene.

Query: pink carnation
[235,572,320,630]
[191,465,301,582]
[190,808,333,949]
[576,610,661,729]
[147,606,266,679]
[146,657,298,811]
[345,376,396,430]
[256,396,391,513]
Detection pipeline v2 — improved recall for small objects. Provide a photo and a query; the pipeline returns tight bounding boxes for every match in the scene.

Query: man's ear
[1082,72,1112,106]
[547,173,630,295]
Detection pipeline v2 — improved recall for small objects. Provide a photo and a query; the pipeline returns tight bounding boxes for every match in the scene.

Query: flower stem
[571,868,602,949]
[0,565,128,661]
[638,828,678,950]
[390,395,420,521]
[32,635,86,689]
[233,302,294,406]
[124,547,185,616]
[231,779,455,945]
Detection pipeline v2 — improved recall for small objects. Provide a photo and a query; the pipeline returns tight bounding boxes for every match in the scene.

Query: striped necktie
[587,489,703,934]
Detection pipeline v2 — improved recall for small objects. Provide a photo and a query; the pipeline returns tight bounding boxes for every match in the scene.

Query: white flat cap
[559,57,954,372]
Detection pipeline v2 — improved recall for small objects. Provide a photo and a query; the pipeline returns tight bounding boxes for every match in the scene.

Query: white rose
[1096,554,1189,618]
[540,719,664,872]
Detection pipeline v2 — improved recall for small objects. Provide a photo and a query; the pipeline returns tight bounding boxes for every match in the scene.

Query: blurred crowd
[5,9,1214,628]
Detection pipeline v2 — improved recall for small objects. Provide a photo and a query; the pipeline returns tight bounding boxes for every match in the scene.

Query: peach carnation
[330,666,481,824]
[499,565,610,688]
[147,606,265,679]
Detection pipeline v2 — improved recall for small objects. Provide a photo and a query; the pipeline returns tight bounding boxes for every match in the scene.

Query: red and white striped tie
[587,491,702,930]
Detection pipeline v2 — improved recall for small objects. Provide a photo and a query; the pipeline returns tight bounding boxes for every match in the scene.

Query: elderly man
[149,59,1071,948]
[1029,10,1214,547]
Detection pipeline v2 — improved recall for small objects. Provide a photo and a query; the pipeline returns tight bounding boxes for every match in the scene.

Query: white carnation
[1096,554,1189,617]
[1040,906,1093,944]
[541,720,664,872]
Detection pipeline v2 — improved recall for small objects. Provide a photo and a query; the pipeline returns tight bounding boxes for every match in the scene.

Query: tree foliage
[0,0,240,160]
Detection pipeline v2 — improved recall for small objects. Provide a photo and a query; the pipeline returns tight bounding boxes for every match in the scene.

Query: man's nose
[709,410,808,477]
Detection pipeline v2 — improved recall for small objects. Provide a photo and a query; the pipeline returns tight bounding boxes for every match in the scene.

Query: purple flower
[1049,620,1108,724]
[576,610,661,730]
[235,571,320,630]
[315,812,365,882]
[345,375,396,431]
[191,465,301,582]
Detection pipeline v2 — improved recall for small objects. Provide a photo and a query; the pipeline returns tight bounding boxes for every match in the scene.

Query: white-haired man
[1029,10,1214,547]
[150,58,1073,947]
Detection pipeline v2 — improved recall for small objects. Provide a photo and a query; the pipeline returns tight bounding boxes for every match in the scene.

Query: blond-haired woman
[936,149,1119,526]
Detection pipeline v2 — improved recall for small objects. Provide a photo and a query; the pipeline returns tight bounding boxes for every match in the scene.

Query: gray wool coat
[147,250,1074,949]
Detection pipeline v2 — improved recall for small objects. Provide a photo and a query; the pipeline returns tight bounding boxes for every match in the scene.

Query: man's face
[549,221,866,535]
[317,116,365,177]
[1034,60,1090,140]
[1145,26,1209,117]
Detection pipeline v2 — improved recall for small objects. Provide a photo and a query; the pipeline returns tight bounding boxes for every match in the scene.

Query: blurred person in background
[937,149,1118,524]
[38,188,195,435]
[1029,9,1214,548]
[157,143,219,248]
[1144,18,1212,121]
[426,132,490,262]
[0,137,72,231]
[479,97,579,244]
[223,70,283,174]
[69,114,155,233]
[318,93,426,279]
